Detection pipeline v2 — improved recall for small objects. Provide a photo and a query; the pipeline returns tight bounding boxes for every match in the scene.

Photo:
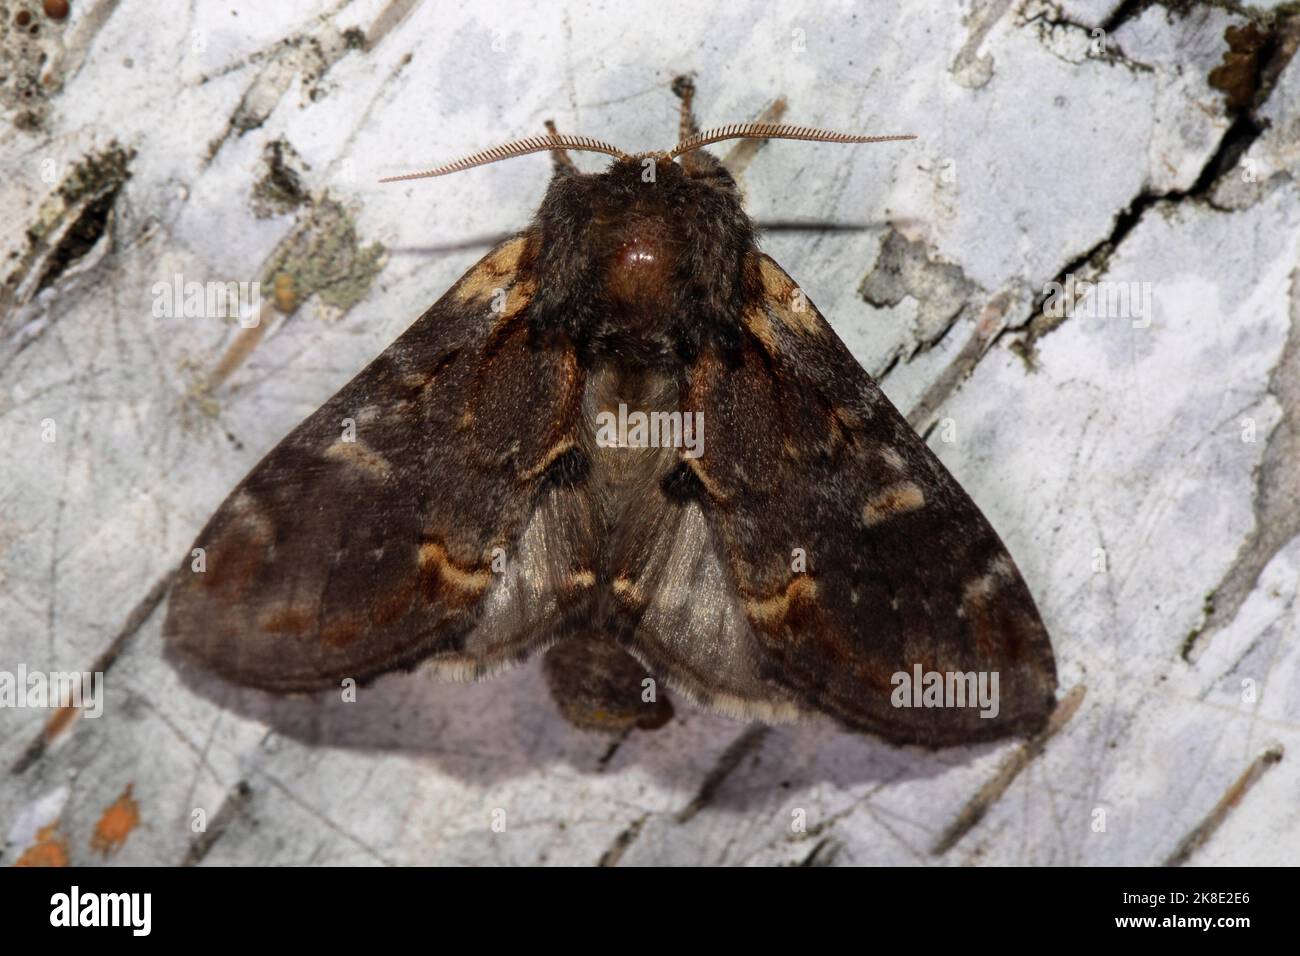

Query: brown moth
[165,79,1057,747]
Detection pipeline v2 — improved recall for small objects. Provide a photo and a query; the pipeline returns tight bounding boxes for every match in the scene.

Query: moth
[165,79,1057,747]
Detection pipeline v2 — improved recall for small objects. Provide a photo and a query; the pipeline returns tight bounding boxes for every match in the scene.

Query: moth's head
[382,119,915,356]
[533,149,750,315]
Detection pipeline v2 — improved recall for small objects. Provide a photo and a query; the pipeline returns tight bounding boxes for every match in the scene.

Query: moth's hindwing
[619,252,1057,747]
[164,233,597,691]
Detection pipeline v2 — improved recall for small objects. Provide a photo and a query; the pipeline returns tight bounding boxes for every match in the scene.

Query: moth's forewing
[618,252,1057,747]
[164,235,597,691]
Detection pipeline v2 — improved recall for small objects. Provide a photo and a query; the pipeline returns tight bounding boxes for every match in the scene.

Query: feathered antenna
[380,134,629,183]
[668,123,915,159]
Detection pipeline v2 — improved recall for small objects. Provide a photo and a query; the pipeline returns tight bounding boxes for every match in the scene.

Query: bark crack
[1003,9,1298,368]
[1183,267,1300,661]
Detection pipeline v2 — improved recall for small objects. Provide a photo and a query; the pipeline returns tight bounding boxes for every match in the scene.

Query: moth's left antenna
[380,135,630,182]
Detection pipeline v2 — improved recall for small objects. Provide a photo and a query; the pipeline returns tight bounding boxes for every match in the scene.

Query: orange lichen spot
[14,823,69,867]
[273,272,297,313]
[90,784,140,856]
[42,703,80,742]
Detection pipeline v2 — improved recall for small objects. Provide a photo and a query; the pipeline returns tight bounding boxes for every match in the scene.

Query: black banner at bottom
[0,865,1285,942]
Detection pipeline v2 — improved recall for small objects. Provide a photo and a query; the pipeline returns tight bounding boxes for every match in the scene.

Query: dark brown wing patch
[164,234,595,691]
[467,314,585,480]
[656,252,1057,746]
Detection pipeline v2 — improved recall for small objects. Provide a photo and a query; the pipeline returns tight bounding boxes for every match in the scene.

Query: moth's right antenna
[380,135,630,183]
[668,123,916,160]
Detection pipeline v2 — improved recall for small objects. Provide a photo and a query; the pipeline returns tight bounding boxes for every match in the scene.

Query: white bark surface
[2,0,1298,866]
